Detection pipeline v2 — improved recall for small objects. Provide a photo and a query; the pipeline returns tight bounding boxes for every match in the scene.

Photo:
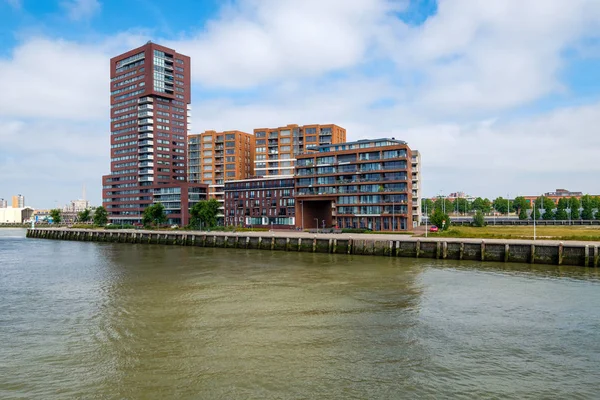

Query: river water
[1,228,599,399]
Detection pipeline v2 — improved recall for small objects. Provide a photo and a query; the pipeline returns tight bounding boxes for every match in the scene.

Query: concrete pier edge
[25,228,600,268]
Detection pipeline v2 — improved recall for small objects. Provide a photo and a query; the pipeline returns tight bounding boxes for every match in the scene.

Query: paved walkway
[36,227,600,247]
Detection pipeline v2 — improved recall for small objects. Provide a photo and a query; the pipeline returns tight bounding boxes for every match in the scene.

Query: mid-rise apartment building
[188,130,255,199]
[411,150,422,227]
[295,138,413,231]
[12,195,24,208]
[253,124,346,177]
[0,198,7,208]
[101,42,206,225]
[224,176,296,229]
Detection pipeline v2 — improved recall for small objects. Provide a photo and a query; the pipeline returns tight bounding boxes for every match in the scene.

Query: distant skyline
[1,0,600,208]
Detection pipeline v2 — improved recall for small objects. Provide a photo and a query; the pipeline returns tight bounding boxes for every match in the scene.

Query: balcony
[139,169,153,175]
[138,161,154,168]
[139,176,154,182]
[139,132,153,139]
[138,97,153,104]
[138,125,154,132]
[138,154,154,161]
[138,147,154,154]
[138,111,153,118]
[139,118,153,125]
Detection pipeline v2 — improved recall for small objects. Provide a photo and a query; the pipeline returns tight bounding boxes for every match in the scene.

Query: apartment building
[223,176,296,229]
[295,138,414,231]
[253,124,346,177]
[411,150,422,227]
[12,195,24,208]
[188,130,254,198]
[101,42,206,225]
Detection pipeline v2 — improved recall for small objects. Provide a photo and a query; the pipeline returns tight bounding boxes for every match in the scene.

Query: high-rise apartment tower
[102,42,206,225]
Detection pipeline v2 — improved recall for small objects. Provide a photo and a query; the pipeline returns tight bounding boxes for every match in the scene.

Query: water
[1,228,599,399]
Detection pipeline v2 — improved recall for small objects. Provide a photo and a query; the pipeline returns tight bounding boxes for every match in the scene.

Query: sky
[1,0,600,208]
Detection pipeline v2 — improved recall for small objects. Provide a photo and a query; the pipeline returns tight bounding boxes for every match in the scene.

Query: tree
[49,208,62,224]
[78,208,91,223]
[543,209,555,220]
[142,203,167,227]
[512,196,530,214]
[433,197,452,213]
[569,197,581,220]
[472,210,485,227]
[93,206,108,226]
[530,206,541,220]
[189,199,220,229]
[430,208,451,231]
[518,208,528,220]
[492,197,508,214]
[555,199,568,220]
[455,198,470,214]
[582,207,594,220]
[472,197,492,213]
[421,199,434,214]
[580,195,594,220]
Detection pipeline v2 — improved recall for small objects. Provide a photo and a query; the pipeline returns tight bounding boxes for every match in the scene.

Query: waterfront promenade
[27,228,600,267]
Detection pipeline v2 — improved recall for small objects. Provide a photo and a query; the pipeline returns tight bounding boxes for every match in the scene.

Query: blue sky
[1,0,600,208]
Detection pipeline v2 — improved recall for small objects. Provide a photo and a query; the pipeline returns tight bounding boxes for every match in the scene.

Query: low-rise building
[295,138,414,231]
[224,176,296,229]
[0,207,34,223]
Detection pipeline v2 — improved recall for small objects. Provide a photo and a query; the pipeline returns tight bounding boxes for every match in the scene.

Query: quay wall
[26,228,600,268]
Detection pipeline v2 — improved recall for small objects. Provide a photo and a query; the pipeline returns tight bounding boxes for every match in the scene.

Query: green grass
[428,225,600,241]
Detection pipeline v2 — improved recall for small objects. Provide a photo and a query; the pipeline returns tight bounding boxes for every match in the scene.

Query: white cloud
[61,0,101,21]
[169,0,403,87]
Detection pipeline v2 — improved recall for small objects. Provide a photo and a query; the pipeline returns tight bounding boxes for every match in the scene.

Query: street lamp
[425,202,428,238]
[392,200,395,231]
[314,218,319,233]
[533,199,536,240]
[507,194,510,218]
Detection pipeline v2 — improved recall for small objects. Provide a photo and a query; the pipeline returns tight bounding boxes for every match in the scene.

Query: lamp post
[531,200,535,240]
[507,194,510,218]
[425,202,428,238]
[301,200,304,231]
[314,218,319,233]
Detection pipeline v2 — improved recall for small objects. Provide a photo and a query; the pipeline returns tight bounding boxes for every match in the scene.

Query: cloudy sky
[1,0,600,208]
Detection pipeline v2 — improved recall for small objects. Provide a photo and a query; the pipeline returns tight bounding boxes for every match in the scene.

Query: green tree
[543,209,555,220]
[93,206,108,226]
[49,208,62,224]
[492,197,508,214]
[421,199,434,214]
[582,207,594,220]
[555,199,568,220]
[77,208,91,223]
[433,197,452,213]
[472,197,492,213]
[530,206,541,220]
[430,208,451,231]
[512,196,530,213]
[142,203,167,227]
[518,208,528,220]
[472,210,485,227]
[189,199,220,229]
[569,197,581,220]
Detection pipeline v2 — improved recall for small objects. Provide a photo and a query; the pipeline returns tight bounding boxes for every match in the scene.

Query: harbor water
[1,228,599,399]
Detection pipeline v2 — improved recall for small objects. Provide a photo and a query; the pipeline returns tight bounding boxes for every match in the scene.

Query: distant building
[12,195,24,208]
[524,189,596,205]
[0,198,7,208]
[253,124,346,177]
[67,199,90,212]
[0,207,34,223]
